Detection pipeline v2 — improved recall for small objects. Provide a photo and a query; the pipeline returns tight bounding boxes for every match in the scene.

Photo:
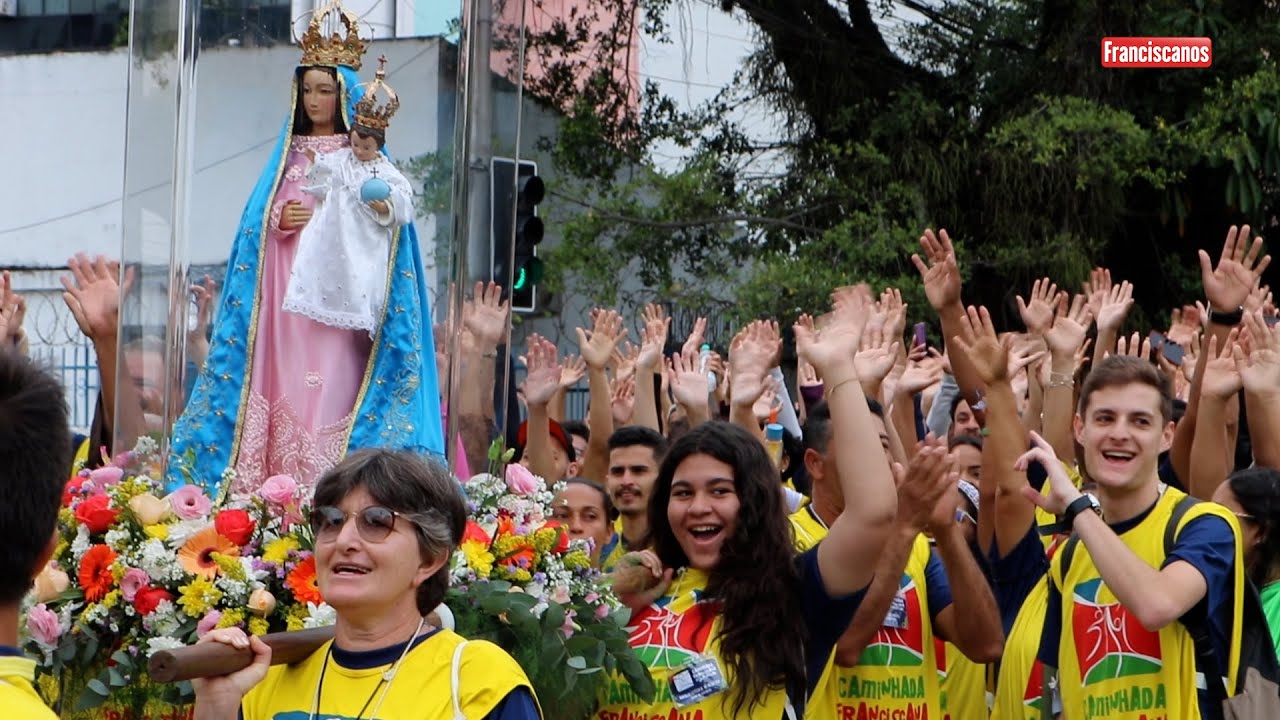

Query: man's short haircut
[607,425,667,459]
[561,420,589,444]
[1078,355,1174,424]
[948,434,984,452]
[803,401,832,454]
[0,351,71,604]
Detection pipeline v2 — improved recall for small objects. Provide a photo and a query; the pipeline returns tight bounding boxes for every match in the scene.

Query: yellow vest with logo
[991,575,1051,720]
[935,638,988,720]
[1049,487,1244,720]
[596,566,795,720]
[789,508,941,720]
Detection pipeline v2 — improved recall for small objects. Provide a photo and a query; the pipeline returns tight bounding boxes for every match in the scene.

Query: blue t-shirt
[922,548,955,624]
[989,524,1050,637]
[1037,505,1235,719]
[797,545,869,709]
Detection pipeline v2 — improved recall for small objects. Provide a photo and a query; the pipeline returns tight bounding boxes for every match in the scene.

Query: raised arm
[951,305,1032,558]
[727,321,778,441]
[458,281,508,473]
[576,309,626,482]
[912,229,984,411]
[796,291,897,596]
[667,347,711,428]
[522,334,563,484]
[630,303,669,433]
[1238,310,1280,469]
[1041,293,1093,462]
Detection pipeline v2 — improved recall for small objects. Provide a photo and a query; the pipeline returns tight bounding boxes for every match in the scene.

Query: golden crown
[354,56,400,131]
[298,0,368,70]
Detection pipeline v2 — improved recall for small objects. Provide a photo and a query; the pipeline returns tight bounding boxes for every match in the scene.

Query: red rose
[63,476,86,507]
[134,586,174,616]
[540,521,571,554]
[214,509,256,546]
[74,495,120,534]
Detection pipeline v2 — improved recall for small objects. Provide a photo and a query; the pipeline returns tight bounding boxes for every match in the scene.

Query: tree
[512,0,1280,330]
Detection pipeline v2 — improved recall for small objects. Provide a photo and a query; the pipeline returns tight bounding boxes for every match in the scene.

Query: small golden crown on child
[354,56,400,131]
[298,0,368,70]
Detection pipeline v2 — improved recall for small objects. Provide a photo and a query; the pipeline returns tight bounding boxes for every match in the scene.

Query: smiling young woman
[600,290,898,720]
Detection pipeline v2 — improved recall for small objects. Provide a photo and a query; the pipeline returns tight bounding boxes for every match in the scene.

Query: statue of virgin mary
[170,0,443,500]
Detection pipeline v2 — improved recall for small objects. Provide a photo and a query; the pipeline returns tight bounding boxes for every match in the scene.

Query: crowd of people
[2,219,1279,719]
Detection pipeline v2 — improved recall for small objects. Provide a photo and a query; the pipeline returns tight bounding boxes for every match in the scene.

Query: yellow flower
[100,590,121,609]
[262,537,300,565]
[247,617,269,636]
[217,608,246,629]
[562,550,591,571]
[460,540,495,578]
[143,524,169,541]
[54,539,68,560]
[533,527,558,554]
[178,577,224,619]
[211,552,247,581]
[285,614,305,631]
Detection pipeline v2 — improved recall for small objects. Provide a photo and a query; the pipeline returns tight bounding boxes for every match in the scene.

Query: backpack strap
[1163,495,1230,705]
[451,640,469,720]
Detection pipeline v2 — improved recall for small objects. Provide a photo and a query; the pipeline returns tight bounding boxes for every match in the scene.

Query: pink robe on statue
[232,134,372,494]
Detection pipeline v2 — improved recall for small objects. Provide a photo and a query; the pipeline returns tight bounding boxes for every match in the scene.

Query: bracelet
[826,377,860,398]
[481,351,498,359]
[1046,379,1073,389]
[1048,371,1073,384]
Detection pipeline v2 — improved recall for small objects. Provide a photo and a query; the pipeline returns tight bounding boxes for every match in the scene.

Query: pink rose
[196,610,223,638]
[260,475,299,506]
[167,485,212,521]
[595,603,610,620]
[560,608,577,639]
[88,466,124,486]
[27,604,61,648]
[505,464,541,496]
[120,568,150,602]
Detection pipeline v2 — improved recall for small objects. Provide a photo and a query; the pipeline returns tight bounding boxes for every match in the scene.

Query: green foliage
[515,0,1280,326]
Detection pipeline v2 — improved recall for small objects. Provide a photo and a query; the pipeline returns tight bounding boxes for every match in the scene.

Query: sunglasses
[310,505,404,543]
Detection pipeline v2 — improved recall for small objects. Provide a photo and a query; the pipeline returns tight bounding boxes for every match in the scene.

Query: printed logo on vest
[859,574,926,667]
[628,600,718,669]
[1072,579,1163,685]
[1021,658,1046,712]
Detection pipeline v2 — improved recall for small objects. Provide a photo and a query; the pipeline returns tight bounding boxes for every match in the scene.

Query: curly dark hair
[1227,467,1280,588]
[648,421,806,715]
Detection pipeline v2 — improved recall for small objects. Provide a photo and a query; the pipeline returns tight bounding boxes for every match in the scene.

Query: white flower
[70,526,91,562]
[104,528,130,552]
[215,577,250,605]
[149,600,182,636]
[303,602,336,629]
[138,539,184,583]
[145,636,186,657]
[133,436,159,456]
[166,519,211,549]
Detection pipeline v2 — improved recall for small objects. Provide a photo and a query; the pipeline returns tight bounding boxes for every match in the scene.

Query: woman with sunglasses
[192,449,541,720]
[1213,466,1280,659]
[599,294,898,719]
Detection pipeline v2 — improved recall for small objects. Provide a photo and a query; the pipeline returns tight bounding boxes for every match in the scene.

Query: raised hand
[668,348,710,410]
[1234,311,1280,395]
[522,334,562,407]
[728,321,779,409]
[894,439,955,533]
[61,254,133,342]
[681,316,708,356]
[798,358,821,388]
[1016,431,1081,515]
[1082,267,1113,320]
[636,303,671,373]
[911,229,962,311]
[611,341,639,383]
[796,290,871,377]
[1114,332,1152,360]
[463,281,510,349]
[1245,282,1274,316]
[855,326,900,386]
[1095,280,1134,333]
[1016,278,1059,336]
[950,305,1008,385]
[611,375,637,426]
[0,271,26,350]
[880,288,908,341]
[558,354,587,389]
[1166,306,1201,347]
[896,351,945,397]
[577,308,626,370]
[1044,293,1093,359]
[1200,225,1272,312]
[1199,330,1243,400]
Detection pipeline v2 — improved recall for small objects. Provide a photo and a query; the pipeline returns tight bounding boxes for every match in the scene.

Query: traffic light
[491,157,545,313]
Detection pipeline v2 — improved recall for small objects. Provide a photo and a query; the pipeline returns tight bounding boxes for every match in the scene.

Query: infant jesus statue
[282,55,414,337]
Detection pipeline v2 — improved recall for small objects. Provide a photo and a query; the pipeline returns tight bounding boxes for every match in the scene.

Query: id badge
[882,592,909,629]
[668,655,727,707]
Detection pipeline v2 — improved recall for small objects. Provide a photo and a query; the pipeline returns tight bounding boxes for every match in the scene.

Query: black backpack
[1054,494,1280,709]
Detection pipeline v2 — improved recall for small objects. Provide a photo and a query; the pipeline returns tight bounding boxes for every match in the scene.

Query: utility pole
[466,0,494,285]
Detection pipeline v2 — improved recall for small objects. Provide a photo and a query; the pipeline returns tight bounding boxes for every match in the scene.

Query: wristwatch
[1208,304,1244,327]
[1062,493,1102,529]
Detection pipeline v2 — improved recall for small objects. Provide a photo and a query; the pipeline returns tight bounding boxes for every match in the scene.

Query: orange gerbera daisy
[178,527,240,579]
[78,545,117,603]
[285,556,323,605]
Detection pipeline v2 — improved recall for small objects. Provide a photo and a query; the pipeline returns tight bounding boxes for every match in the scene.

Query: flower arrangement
[26,439,332,717]
[446,445,654,720]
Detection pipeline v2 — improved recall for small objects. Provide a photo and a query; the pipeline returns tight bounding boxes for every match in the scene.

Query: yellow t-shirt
[241,628,535,719]
[1050,487,1244,720]
[0,654,58,720]
[789,507,942,720]
[935,638,988,720]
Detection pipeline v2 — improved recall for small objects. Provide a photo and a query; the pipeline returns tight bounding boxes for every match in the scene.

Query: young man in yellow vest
[792,399,1003,719]
[1027,355,1244,720]
[0,350,74,719]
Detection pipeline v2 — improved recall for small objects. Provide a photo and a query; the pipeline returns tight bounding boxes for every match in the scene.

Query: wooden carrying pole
[148,627,335,682]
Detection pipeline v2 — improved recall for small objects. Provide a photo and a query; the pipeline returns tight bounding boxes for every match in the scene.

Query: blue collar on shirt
[330,628,442,670]
[0,646,26,658]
